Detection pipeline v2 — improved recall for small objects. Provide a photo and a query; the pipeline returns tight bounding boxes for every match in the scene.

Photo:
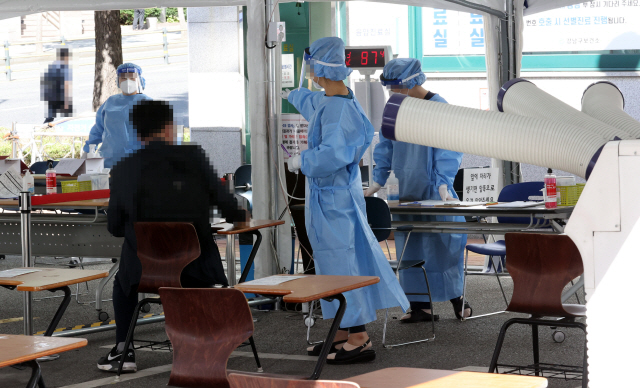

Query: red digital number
[380,50,384,58]
[372,50,378,64]
[346,51,351,66]
[361,51,368,65]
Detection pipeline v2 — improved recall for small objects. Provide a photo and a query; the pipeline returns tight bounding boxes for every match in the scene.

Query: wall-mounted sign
[523,2,640,52]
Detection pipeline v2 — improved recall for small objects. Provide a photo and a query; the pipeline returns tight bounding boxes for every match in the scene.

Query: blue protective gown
[372,93,467,302]
[83,93,150,169]
[288,87,409,328]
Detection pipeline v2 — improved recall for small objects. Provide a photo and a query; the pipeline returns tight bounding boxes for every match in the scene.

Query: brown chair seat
[489,233,588,388]
[228,373,359,388]
[228,370,308,380]
[159,287,269,388]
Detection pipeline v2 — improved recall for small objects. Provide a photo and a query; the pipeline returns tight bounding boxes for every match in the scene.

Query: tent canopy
[0,0,585,21]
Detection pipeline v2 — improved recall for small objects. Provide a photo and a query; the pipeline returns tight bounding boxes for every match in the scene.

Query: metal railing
[3,27,187,81]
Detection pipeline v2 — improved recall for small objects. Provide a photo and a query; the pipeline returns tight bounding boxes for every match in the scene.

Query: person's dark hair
[57,47,70,60]
[130,100,174,139]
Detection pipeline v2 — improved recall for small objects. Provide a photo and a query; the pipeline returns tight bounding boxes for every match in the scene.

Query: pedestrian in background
[133,9,145,30]
[41,47,73,124]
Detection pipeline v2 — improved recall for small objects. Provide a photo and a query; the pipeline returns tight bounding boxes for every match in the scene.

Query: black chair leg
[116,297,160,377]
[248,336,263,372]
[489,318,517,373]
[532,324,540,376]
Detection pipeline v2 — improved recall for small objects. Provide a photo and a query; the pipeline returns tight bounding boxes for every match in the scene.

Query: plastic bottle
[46,160,57,195]
[386,171,399,201]
[22,171,34,195]
[544,168,557,209]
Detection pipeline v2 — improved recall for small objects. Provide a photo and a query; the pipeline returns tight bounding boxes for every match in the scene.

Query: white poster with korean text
[347,2,410,59]
[463,167,499,202]
[523,2,640,52]
[281,114,308,159]
[423,9,485,55]
[281,54,295,88]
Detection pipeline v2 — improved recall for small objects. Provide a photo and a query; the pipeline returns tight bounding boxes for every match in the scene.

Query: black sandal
[307,340,347,356]
[400,308,439,323]
[326,339,376,365]
[451,297,472,319]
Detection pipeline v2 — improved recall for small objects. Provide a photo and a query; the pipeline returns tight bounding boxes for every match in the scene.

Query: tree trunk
[178,7,187,39]
[93,10,123,112]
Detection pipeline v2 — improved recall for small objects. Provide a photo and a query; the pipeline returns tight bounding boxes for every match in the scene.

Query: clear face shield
[117,69,142,95]
[379,72,422,95]
[299,47,313,90]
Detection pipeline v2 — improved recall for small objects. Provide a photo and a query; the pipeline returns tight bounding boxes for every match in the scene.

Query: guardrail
[2,27,187,81]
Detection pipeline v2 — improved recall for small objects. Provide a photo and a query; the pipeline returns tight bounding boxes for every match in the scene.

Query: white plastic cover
[388,96,606,178]
[501,80,634,141]
[582,82,640,139]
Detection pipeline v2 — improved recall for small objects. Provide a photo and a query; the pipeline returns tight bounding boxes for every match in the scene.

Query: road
[0,62,189,129]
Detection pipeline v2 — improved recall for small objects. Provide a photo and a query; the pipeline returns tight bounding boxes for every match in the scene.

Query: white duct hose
[499,78,632,141]
[381,94,607,179]
[582,81,640,139]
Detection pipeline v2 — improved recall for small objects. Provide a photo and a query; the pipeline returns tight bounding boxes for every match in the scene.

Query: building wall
[187,6,244,177]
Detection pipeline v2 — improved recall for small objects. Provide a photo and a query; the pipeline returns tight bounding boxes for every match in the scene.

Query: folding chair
[364,196,435,348]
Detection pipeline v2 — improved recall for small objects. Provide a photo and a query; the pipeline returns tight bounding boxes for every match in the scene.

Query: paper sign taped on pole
[281,114,308,159]
[463,167,499,202]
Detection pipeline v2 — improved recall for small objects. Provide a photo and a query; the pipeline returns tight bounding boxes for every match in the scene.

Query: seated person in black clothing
[98,100,247,373]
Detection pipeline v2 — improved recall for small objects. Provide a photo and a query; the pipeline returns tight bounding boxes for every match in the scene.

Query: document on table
[0,170,23,198]
[399,200,486,207]
[0,268,41,278]
[488,201,543,208]
[241,275,307,286]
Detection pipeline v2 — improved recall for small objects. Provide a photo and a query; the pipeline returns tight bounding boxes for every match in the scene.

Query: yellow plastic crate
[78,180,92,192]
[558,185,579,206]
[61,180,79,193]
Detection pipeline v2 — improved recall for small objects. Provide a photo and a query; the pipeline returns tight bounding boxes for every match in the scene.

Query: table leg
[226,234,236,287]
[20,192,33,336]
[43,286,71,337]
[24,359,44,388]
[309,293,346,380]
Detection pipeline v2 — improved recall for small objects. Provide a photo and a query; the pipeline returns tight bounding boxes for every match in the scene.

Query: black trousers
[46,100,73,120]
[112,274,212,344]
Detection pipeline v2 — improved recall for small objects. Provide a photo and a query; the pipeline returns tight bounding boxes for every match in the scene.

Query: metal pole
[162,28,169,64]
[364,74,374,189]
[4,41,11,81]
[20,191,33,335]
[226,234,237,286]
[11,122,17,158]
[224,172,238,286]
[266,0,280,273]
[506,0,515,80]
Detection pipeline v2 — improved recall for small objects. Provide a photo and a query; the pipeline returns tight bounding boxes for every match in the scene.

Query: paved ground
[0,238,585,388]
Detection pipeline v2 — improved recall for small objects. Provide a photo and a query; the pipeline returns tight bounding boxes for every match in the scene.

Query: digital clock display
[345,48,386,68]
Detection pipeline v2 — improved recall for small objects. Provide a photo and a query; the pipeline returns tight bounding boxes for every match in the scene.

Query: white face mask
[120,79,138,95]
[312,78,323,90]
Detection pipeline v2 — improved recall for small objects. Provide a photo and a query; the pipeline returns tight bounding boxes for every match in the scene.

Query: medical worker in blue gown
[84,63,150,169]
[366,58,472,322]
[282,37,409,365]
